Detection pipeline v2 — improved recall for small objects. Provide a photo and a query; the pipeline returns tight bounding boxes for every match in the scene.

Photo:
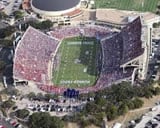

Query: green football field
[53,37,100,88]
[95,0,160,12]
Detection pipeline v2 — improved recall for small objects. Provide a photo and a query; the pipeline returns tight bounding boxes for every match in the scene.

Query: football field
[53,37,100,88]
[95,0,159,12]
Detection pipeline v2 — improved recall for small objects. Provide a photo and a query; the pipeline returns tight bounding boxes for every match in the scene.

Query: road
[0,117,14,128]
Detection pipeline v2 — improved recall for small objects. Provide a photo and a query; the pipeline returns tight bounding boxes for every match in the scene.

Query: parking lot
[135,105,160,128]
[15,96,87,117]
[4,0,22,15]
[147,38,160,81]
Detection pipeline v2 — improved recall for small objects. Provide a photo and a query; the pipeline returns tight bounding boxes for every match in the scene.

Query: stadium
[13,17,147,94]
[30,0,83,17]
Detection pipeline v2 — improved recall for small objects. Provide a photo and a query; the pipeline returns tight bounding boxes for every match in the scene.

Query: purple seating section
[13,17,143,94]
[121,17,144,64]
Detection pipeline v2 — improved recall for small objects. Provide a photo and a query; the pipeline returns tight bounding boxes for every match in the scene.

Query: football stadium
[13,17,147,94]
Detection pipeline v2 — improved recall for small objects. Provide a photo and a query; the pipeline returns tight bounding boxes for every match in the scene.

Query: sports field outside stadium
[95,0,159,12]
[53,37,100,88]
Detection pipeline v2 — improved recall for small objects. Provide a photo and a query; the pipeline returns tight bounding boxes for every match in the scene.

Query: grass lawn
[95,0,160,12]
[53,37,100,88]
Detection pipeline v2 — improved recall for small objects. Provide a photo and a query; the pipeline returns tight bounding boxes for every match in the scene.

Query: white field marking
[67,41,94,45]
[54,43,66,83]
[60,80,90,84]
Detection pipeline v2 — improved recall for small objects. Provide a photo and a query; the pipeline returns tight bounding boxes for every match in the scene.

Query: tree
[110,82,135,102]
[0,12,7,19]
[6,88,19,96]
[87,92,96,98]
[29,112,51,128]
[132,97,144,109]
[0,60,5,71]
[28,112,64,128]
[0,26,16,38]
[157,5,160,10]
[78,118,91,128]
[27,20,53,30]
[0,39,13,47]
[36,92,44,101]
[95,112,105,122]
[27,21,39,29]
[153,23,158,28]
[44,93,58,101]
[50,116,64,128]
[44,93,53,101]
[94,95,106,107]
[13,11,24,19]
[0,107,7,116]
[15,109,29,119]
[105,104,118,120]
[85,102,101,114]
[126,100,135,110]
[143,86,153,98]
[153,87,160,95]
[40,20,53,29]
[27,92,36,100]
[118,102,128,115]
[1,99,15,109]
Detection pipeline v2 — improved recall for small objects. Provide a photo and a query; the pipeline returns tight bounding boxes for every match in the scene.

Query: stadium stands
[93,17,143,91]
[101,33,123,72]
[13,17,144,94]
[48,25,111,40]
[13,26,59,83]
[121,17,144,64]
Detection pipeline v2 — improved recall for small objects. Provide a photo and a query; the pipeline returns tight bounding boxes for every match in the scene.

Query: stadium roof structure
[13,26,59,84]
[31,0,81,17]
[32,0,80,11]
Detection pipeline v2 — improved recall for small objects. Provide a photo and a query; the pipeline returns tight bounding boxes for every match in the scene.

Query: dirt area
[16,82,46,95]
[64,123,99,128]
[64,123,79,128]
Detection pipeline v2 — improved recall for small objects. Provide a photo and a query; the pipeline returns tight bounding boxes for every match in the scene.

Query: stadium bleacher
[101,33,123,72]
[48,25,111,40]
[121,17,144,64]
[13,26,59,83]
[13,17,144,94]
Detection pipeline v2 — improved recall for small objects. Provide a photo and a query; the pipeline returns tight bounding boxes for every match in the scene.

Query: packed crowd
[121,17,144,64]
[14,26,59,83]
[14,17,144,94]
[93,17,143,90]
[40,17,142,93]
[101,33,123,72]
[48,25,111,40]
